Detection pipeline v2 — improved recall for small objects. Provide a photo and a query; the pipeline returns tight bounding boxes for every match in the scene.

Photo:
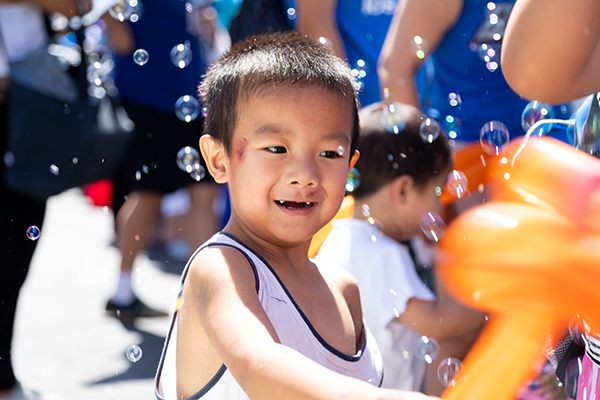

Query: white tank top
[155,232,384,400]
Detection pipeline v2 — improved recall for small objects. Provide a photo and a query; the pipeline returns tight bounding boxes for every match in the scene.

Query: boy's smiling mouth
[276,200,314,209]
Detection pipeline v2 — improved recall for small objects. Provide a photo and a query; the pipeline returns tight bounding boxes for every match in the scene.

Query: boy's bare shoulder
[186,245,257,292]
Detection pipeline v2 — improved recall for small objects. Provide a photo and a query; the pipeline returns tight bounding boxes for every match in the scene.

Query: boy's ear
[199,135,228,184]
[391,175,413,205]
[349,150,360,171]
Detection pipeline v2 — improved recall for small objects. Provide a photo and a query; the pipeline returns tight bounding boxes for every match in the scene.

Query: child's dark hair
[352,102,453,199]
[198,31,360,157]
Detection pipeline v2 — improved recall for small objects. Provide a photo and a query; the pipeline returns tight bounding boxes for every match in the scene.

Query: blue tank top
[114,0,207,113]
[283,0,397,107]
[423,0,528,142]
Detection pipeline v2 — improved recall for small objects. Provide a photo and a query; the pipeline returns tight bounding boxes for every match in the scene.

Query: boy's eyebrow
[254,124,351,144]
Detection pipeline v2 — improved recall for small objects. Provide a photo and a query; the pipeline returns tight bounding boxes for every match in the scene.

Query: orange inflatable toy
[436,136,600,400]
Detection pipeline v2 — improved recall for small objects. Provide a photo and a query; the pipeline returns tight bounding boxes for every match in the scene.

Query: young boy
[154,32,436,400]
[316,102,487,394]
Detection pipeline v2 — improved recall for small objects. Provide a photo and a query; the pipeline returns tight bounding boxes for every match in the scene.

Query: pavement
[12,188,187,400]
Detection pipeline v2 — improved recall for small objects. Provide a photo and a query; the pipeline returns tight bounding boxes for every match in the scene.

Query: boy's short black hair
[352,102,453,199]
[198,31,360,157]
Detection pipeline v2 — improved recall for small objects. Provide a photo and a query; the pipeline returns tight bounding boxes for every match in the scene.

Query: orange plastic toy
[437,136,600,400]
[308,195,355,258]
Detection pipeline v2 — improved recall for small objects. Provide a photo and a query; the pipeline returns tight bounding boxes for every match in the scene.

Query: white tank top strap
[155,232,383,400]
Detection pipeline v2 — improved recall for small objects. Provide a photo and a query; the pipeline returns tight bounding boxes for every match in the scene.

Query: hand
[537,372,568,400]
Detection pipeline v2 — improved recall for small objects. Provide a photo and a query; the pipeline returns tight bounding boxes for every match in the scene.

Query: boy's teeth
[305,202,312,207]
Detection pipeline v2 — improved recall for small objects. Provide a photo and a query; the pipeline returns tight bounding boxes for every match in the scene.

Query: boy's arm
[189,246,435,400]
[396,296,486,342]
[501,0,600,103]
[293,0,346,59]
[377,0,462,107]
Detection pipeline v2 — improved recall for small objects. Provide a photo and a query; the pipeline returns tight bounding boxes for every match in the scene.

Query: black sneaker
[105,297,168,319]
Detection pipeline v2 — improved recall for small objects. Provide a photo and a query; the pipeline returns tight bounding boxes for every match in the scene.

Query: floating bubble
[176,146,201,172]
[411,36,430,59]
[133,49,149,66]
[448,92,462,107]
[109,0,144,22]
[135,170,141,181]
[50,164,60,176]
[26,226,40,241]
[351,59,369,80]
[346,167,361,192]
[420,118,440,143]
[190,162,206,181]
[126,344,143,363]
[521,101,555,136]
[382,103,407,134]
[4,151,14,167]
[416,335,440,364]
[442,115,462,139]
[174,95,201,122]
[170,43,193,69]
[438,357,464,387]
[447,170,469,199]
[420,212,446,242]
[480,121,510,156]
[286,7,296,21]
[317,36,333,49]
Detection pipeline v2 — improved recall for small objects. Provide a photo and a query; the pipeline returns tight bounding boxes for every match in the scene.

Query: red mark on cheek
[235,138,247,162]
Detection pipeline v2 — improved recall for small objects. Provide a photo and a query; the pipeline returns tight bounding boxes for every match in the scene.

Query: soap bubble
[133,49,149,66]
[286,7,296,21]
[416,335,440,364]
[126,345,143,363]
[49,164,60,176]
[351,59,369,80]
[346,167,361,192]
[411,36,430,59]
[521,101,555,136]
[176,146,201,173]
[170,42,193,69]
[438,357,464,387]
[174,95,201,122]
[109,0,144,22]
[317,36,333,49]
[442,115,462,139]
[480,121,510,156]
[420,212,446,242]
[26,226,40,241]
[420,118,440,143]
[446,170,469,199]
[382,103,407,134]
[190,162,206,181]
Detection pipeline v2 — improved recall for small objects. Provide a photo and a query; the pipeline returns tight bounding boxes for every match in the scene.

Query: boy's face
[205,86,357,247]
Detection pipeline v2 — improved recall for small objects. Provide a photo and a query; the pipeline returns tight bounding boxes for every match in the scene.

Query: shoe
[105,297,168,319]
[0,381,42,400]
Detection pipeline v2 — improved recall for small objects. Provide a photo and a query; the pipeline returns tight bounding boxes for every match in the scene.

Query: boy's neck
[352,193,404,242]
[222,221,313,271]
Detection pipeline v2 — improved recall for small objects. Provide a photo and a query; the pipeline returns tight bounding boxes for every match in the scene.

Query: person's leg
[186,183,220,250]
[106,190,167,317]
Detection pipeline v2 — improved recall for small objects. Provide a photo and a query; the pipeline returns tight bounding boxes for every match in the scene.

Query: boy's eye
[319,150,341,158]
[266,146,286,154]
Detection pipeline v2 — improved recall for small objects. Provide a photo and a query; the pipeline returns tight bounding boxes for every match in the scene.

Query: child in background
[317,102,487,394]
[154,32,436,400]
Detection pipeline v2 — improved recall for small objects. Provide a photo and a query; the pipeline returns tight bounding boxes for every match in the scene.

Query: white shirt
[155,232,384,400]
[317,219,436,391]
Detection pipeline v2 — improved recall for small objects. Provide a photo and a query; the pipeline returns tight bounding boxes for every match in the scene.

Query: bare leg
[185,183,220,250]
[117,190,163,273]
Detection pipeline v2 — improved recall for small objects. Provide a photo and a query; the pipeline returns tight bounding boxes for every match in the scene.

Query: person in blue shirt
[378,0,570,144]
[285,0,398,108]
[103,0,220,319]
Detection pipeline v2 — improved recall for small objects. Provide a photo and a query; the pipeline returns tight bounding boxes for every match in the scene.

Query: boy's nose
[284,156,319,188]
